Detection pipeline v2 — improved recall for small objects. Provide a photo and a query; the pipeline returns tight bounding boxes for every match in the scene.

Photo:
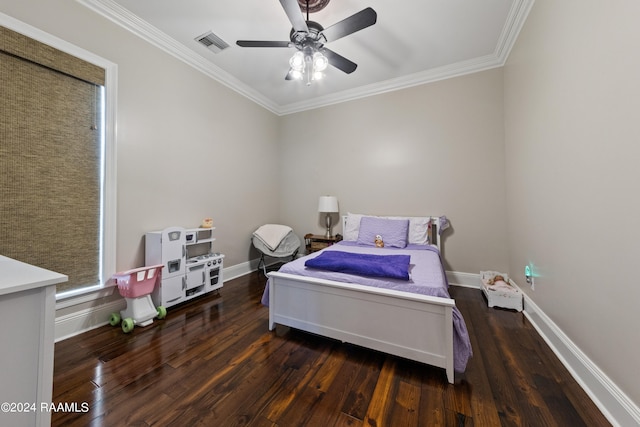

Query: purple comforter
[262,242,473,373]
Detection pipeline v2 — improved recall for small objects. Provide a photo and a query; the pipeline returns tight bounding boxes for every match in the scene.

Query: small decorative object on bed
[263,213,471,384]
[480,270,523,312]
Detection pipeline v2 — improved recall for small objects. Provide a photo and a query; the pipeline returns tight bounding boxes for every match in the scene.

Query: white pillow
[343,213,364,241]
[399,216,432,245]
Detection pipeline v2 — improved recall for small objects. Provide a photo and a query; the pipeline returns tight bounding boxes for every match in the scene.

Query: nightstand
[304,234,343,253]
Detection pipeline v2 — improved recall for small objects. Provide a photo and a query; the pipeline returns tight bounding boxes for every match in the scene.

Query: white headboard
[341,215,443,251]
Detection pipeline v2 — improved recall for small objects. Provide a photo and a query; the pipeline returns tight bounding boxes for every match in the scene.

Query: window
[0,18,116,296]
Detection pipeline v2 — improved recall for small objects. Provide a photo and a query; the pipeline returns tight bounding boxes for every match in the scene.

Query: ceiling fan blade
[321,48,357,74]
[279,0,309,33]
[236,40,291,48]
[285,69,295,80]
[321,7,377,43]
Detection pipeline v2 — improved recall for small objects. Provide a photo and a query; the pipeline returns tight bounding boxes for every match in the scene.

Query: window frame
[0,13,118,303]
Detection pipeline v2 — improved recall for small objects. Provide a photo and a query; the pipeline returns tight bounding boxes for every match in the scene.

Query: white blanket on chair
[253,224,293,251]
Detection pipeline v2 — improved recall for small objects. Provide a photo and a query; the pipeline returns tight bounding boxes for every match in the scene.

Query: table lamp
[318,196,339,238]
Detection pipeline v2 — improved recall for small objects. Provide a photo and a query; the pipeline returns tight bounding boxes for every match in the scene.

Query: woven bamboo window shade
[0,26,106,293]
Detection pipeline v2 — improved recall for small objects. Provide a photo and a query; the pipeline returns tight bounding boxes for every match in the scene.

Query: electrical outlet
[525,264,534,290]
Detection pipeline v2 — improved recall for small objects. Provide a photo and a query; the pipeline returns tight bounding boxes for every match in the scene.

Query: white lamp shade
[318,196,339,213]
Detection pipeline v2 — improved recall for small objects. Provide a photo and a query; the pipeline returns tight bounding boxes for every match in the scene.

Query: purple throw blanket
[305,251,411,281]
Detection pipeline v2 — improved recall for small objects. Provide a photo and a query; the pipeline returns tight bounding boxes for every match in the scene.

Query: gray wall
[504,0,640,405]
[278,69,509,274]
[4,0,638,413]
[0,0,281,271]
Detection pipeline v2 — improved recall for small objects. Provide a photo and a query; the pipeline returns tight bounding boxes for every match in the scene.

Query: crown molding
[77,0,281,114]
[495,0,535,62]
[277,54,505,115]
[78,0,534,116]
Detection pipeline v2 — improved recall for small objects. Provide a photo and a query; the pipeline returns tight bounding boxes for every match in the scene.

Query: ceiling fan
[236,0,377,84]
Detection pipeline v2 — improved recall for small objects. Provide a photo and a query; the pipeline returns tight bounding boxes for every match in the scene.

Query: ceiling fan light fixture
[288,49,327,84]
[237,1,377,84]
[312,52,328,71]
[289,51,305,71]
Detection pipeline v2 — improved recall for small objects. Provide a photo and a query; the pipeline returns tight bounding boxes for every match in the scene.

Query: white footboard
[268,271,455,383]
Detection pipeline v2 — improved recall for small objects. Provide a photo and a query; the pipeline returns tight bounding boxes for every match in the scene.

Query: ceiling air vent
[195,31,229,53]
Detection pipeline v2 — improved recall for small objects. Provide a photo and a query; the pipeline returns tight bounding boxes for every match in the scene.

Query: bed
[262,214,472,383]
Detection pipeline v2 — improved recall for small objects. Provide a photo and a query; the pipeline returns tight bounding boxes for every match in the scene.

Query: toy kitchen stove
[186,252,224,295]
[146,226,225,308]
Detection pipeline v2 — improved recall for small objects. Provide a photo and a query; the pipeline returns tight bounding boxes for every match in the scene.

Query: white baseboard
[54,262,256,342]
[446,270,481,288]
[449,271,638,426]
[54,266,638,426]
[222,259,257,281]
[521,291,640,427]
[55,298,125,342]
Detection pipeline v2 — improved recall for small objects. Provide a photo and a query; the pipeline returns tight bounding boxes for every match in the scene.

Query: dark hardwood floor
[52,270,610,426]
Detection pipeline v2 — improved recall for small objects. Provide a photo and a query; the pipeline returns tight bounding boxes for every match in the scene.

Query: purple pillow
[356,216,409,248]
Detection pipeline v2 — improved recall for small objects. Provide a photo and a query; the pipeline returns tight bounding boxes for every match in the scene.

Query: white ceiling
[80,0,533,115]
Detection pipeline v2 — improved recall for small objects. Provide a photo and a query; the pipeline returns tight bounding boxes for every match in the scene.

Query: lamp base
[325,213,333,238]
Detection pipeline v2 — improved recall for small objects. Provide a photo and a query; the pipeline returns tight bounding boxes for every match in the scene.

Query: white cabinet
[145,227,224,309]
[156,275,185,307]
[0,256,67,427]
